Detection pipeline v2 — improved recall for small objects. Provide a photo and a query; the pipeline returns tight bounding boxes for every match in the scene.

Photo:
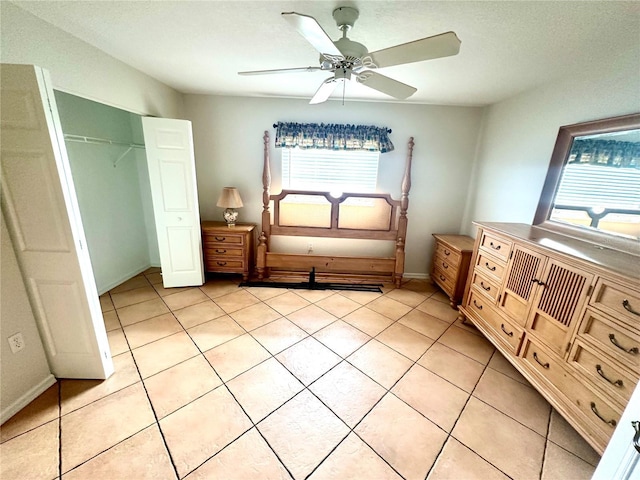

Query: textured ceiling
[12,1,640,106]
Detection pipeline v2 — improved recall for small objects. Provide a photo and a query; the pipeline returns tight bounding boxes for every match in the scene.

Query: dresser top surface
[201,221,255,233]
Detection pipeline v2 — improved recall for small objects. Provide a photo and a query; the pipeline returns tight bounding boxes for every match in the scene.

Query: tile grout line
[539,407,554,479]
[57,382,62,480]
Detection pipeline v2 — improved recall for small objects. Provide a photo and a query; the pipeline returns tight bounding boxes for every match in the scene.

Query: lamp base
[223,208,238,226]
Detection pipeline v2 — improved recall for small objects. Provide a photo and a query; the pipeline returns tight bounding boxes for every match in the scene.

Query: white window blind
[282,148,379,193]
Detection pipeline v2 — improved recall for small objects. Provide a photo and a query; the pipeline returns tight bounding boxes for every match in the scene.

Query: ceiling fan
[238,6,461,104]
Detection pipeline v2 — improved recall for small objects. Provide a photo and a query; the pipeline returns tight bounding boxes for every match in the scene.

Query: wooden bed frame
[256,131,414,287]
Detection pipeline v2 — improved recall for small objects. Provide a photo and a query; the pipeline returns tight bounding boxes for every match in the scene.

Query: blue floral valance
[569,139,640,168]
[274,122,394,153]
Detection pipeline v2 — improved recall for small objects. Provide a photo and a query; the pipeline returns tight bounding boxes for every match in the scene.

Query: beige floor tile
[132,331,199,378]
[144,267,161,274]
[204,333,271,382]
[62,425,176,480]
[102,310,121,332]
[229,302,281,331]
[427,437,510,480]
[123,312,182,349]
[313,320,371,358]
[107,328,129,356]
[403,279,437,295]
[265,291,311,316]
[398,309,449,340]
[61,383,155,473]
[187,316,245,352]
[416,298,459,323]
[342,306,394,336]
[0,420,59,480]
[293,288,335,303]
[376,322,434,361]
[315,294,361,318]
[276,336,341,385]
[116,298,170,327]
[144,271,163,285]
[144,355,222,419]
[541,441,596,480]
[418,343,485,393]
[487,350,530,385]
[0,383,59,443]
[430,291,451,305]
[348,339,413,389]
[547,409,601,466]
[111,285,159,309]
[392,364,469,432]
[310,361,386,428]
[173,300,226,329]
[214,289,261,313]
[160,387,252,478]
[384,288,428,307]
[438,326,494,364]
[251,317,308,355]
[452,397,545,480]
[258,390,350,480]
[286,305,337,334]
[61,352,140,415]
[153,284,191,297]
[337,289,383,305]
[226,358,304,422]
[100,294,114,312]
[185,428,290,480]
[109,275,151,294]
[453,316,484,337]
[309,432,402,480]
[163,288,209,311]
[200,280,242,299]
[243,286,289,301]
[356,393,448,480]
[473,368,551,435]
[366,296,413,320]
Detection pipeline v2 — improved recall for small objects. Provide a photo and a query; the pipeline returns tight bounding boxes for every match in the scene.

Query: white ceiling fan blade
[239,66,323,76]
[368,31,461,68]
[309,77,342,104]
[282,12,343,57]
[357,71,417,99]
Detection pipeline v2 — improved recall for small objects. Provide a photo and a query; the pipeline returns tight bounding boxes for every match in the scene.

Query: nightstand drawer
[204,247,243,258]
[201,221,255,279]
[435,242,461,266]
[433,266,456,297]
[203,233,245,246]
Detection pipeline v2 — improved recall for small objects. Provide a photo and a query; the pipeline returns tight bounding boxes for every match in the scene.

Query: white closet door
[142,117,204,287]
[0,64,113,379]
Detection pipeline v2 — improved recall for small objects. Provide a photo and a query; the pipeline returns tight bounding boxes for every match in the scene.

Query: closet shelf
[63,134,145,167]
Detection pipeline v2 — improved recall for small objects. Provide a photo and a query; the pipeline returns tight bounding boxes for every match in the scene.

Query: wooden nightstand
[201,221,255,280]
[431,234,475,309]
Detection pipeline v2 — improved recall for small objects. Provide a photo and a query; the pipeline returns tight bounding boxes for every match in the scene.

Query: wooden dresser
[458,222,640,454]
[201,222,255,280]
[431,234,475,308]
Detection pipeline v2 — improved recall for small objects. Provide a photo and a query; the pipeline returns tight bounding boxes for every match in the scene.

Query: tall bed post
[257,130,271,280]
[394,137,414,287]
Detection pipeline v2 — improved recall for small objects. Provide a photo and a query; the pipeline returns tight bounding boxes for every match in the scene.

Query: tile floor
[1,269,601,479]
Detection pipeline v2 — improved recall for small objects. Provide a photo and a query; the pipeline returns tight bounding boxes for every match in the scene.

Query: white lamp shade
[216,187,243,208]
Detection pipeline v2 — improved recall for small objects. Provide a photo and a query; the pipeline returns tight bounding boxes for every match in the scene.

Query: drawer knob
[215,236,226,241]
[215,249,227,254]
[442,262,449,269]
[216,261,227,266]
[533,352,550,369]
[595,364,624,388]
[500,323,514,337]
[489,242,501,250]
[622,299,640,317]
[590,402,617,427]
[609,333,639,355]
[480,281,491,291]
[484,262,496,272]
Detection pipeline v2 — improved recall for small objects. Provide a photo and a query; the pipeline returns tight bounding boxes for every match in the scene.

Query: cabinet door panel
[498,245,545,324]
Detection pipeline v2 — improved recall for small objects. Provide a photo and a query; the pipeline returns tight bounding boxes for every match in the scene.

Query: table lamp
[216,187,243,226]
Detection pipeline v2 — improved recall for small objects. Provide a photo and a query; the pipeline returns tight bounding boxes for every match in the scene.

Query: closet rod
[64,134,145,149]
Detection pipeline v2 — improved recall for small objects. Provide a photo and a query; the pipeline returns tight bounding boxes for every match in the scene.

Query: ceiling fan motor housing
[333,6,359,30]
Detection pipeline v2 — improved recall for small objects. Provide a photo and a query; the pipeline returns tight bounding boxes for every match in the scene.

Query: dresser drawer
[475,252,506,283]
[569,340,637,405]
[589,277,640,328]
[203,233,245,246]
[479,231,512,262]
[470,271,500,302]
[433,266,456,297]
[578,308,640,374]
[468,290,523,354]
[204,247,243,258]
[206,259,244,271]
[434,242,462,267]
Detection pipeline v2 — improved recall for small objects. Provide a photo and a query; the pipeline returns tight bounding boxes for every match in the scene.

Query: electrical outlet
[8,333,25,353]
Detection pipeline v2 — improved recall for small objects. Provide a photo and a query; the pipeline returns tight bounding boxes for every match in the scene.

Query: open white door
[142,117,204,288]
[0,64,113,379]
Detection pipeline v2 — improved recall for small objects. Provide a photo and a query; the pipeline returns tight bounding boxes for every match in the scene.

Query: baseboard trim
[1,374,57,425]
[97,264,151,295]
[403,273,429,280]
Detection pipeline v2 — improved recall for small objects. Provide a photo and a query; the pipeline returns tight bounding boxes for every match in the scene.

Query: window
[281,147,379,194]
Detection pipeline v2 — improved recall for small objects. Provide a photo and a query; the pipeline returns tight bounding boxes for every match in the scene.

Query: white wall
[0,1,183,118]
[183,95,484,276]
[1,210,56,423]
[462,47,640,235]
